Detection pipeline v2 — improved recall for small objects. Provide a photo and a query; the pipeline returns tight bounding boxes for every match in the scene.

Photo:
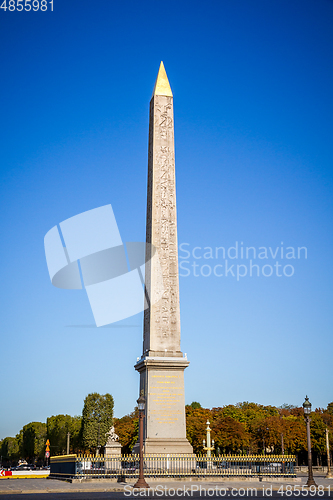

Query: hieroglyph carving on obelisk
[134,62,193,455]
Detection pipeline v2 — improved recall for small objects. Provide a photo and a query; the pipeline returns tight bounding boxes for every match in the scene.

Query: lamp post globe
[303,396,317,487]
[137,393,145,412]
[303,396,311,415]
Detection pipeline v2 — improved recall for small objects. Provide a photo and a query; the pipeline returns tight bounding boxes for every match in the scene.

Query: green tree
[47,414,71,455]
[70,415,83,452]
[279,404,297,411]
[218,405,246,423]
[47,414,82,455]
[15,429,23,458]
[190,402,202,409]
[1,437,19,465]
[81,393,114,453]
[327,402,333,416]
[21,422,47,461]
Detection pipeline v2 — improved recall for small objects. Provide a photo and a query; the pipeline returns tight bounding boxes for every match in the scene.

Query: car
[216,461,229,469]
[11,464,36,471]
[121,461,138,474]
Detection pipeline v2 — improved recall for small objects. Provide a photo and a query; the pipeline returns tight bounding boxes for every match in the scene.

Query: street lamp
[203,421,214,457]
[303,396,317,487]
[134,391,149,489]
[279,410,285,473]
[325,428,332,479]
[280,426,285,473]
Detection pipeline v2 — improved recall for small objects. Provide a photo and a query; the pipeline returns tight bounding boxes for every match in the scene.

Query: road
[0,473,331,499]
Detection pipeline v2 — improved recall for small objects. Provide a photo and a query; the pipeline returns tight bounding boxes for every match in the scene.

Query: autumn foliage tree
[184,401,333,464]
[212,416,249,453]
[114,408,138,454]
[185,406,211,453]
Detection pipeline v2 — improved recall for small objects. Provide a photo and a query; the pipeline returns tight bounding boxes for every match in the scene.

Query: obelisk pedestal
[133,62,193,455]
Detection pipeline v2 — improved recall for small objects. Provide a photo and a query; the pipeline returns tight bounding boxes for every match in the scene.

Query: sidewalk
[0,473,332,495]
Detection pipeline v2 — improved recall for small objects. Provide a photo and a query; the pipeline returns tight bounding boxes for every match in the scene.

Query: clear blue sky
[1,0,332,440]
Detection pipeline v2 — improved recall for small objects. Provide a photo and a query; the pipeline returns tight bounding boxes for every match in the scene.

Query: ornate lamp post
[303,396,317,487]
[279,410,285,473]
[325,428,332,479]
[281,431,285,473]
[203,420,215,457]
[134,391,149,489]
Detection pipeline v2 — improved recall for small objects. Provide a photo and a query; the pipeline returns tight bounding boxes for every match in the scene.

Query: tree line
[114,401,333,466]
[1,398,332,467]
[0,393,113,466]
[182,402,333,465]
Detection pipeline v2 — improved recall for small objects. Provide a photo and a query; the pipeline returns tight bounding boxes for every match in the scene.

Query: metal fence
[50,454,296,479]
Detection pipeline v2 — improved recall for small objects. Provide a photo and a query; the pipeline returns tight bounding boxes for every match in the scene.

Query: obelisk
[134,62,193,454]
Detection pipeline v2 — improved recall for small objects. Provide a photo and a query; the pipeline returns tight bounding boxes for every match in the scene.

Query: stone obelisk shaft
[134,62,193,455]
[143,62,181,357]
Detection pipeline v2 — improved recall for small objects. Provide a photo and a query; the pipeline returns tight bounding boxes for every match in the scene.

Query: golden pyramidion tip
[153,61,173,97]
